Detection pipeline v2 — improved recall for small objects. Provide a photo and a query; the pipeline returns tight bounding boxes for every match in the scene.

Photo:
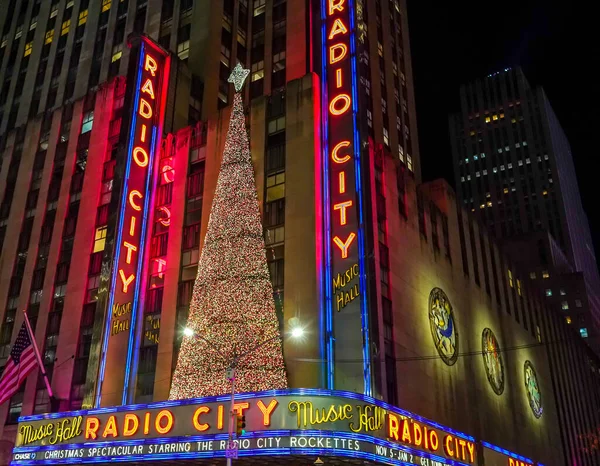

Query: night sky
[407,1,600,257]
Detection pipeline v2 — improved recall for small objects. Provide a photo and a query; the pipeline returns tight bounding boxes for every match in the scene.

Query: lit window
[508,270,513,288]
[266,172,285,202]
[522,141,528,146]
[78,10,88,26]
[406,154,413,171]
[560,289,566,296]
[30,17,37,30]
[492,115,498,121]
[24,42,33,57]
[1,34,8,48]
[267,116,285,134]
[580,328,589,338]
[473,155,478,161]
[102,0,112,12]
[273,51,286,72]
[542,270,549,279]
[253,0,265,16]
[566,316,571,324]
[111,44,123,62]
[398,145,404,162]
[517,279,522,296]
[561,301,569,310]
[485,117,491,123]
[44,30,54,45]
[383,128,389,146]
[177,40,190,60]
[50,3,59,18]
[575,299,583,308]
[93,227,107,253]
[61,19,71,36]
[545,289,552,297]
[500,113,505,119]
[251,60,264,81]
[536,326,541,343]
[498,148,503,153]
[81,111,94,134]
[529,272,536,279]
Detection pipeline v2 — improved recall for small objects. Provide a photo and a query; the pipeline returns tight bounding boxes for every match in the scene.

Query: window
[542,270,549,279]
[251,60,264,82]
[78,9,88,25]
[177,40,190,60]
[529,272,536,280]
[81,111,93,133]
[93,227,107,253]
[507,269,513,288]
[111,44,123,62]
[102,0,112,12]
[61,19,71,36]
[580,328,589,338]
[559,289,566,296]
[575,299,583,308]
[267,116,285,134]
[24,42,33,57]
[545,289,552,297]
[253,0,265,16]
[565,316,572,324]
[44,30,54,44]
[561,301,569,311]
[50,3,59,17]
[516,279,522,297]
[266,172,285,202]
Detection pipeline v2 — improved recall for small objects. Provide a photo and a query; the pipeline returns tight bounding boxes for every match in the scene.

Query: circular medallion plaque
[428,288,458,366]
[481,328,505,395]
[524,360,543,418]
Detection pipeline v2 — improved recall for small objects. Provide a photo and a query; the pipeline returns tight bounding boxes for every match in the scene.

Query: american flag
[0,322,37,406]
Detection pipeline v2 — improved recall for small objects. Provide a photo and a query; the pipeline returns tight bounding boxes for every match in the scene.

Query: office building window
[81,111,93,133]
[93,227,107,253]
[545,289,552,297]
[561,301,569,310]
[580,328,589,338]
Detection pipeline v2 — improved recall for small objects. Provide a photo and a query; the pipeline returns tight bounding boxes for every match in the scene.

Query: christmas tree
[169,65,288,399]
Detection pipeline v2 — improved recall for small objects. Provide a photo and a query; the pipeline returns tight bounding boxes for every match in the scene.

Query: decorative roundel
[524,360,543,418]
[428,288,459,366]
[481,328,505,395]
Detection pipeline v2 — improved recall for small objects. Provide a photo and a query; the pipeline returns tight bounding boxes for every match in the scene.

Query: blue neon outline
[95,42,146,408]
[122,125,158,404]
[319,0,334,390]
[347,0,371,396]
[481,441,534,464]
[17,388,475,443]
[12,430,473,466]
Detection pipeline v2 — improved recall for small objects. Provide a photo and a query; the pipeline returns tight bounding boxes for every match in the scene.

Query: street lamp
[182,324,303,465]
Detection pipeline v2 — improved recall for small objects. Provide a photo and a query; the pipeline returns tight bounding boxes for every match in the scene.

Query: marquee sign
[97,36,170,407]
[321,0,370,393]
[12,390,484,465]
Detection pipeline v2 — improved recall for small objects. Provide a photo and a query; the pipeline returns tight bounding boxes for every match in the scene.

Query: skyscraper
[449,67,600,333]
[1,2,600,466]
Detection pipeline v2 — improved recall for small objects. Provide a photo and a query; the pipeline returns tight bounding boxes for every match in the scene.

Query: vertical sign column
[321,0,371,394]
[96,37,170,407]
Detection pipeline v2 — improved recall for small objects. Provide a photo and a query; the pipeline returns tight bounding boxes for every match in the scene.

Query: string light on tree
[169,65,287,399]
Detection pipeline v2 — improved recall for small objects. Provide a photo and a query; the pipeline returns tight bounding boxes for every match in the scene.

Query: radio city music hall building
[2,0,600,465]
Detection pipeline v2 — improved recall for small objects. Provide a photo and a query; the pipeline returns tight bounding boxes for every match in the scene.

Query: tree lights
[169,66,287,400]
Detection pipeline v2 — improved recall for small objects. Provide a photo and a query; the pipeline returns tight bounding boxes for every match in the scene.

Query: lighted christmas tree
[169,65,288,399]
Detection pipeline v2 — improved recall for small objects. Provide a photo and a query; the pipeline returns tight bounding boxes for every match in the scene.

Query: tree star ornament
[168,84,287,400]
[227,63,251,92]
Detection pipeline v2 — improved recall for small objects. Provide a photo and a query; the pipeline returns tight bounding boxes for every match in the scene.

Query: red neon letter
[193,406,210,432]
[133,146,149,167]
[139,98,153,119]
[333,232,356,259]
[333,200,353,225]
[145,54,158,76]
[123,241,138,264]
[328,0,345,15]
[123,414,139,437]
[141,78,155,99]
[332,141,351,163]
[102,416,118,438]
[328,18,348,40]
[330,93,351,115]
[339,171,346,193]
[85,417,100,439]
[129,190,143,210]
[119,269,135,293]
[155,410,174,434]
[329,43,347,64]
[257,399,278,426]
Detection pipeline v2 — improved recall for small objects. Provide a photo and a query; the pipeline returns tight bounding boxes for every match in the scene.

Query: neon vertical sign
[96,36,170,407]
[321,0,371,394]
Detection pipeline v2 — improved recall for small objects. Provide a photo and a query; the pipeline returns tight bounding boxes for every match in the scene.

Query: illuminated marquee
[322,0,370,392]
[13,390,492,465]
[97,36,170,407]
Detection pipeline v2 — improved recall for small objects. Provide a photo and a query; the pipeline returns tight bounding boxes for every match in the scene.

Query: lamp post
[183,325,304,465]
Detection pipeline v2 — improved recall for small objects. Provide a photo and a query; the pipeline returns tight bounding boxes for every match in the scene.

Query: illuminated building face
[322,0,370,392]
[97,38,170,407]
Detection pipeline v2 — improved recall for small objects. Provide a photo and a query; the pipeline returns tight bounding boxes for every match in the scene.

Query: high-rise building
[1,2,600,466]
[449,67,600,337]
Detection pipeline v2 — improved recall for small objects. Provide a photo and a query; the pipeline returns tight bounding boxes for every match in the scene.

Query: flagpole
[22,310,54,399]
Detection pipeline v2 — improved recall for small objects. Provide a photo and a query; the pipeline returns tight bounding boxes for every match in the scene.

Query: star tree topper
[228,63,251,93]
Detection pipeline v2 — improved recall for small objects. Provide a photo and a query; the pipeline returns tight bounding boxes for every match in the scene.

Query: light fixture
[183,327,195,337]
[291,327,304,339]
